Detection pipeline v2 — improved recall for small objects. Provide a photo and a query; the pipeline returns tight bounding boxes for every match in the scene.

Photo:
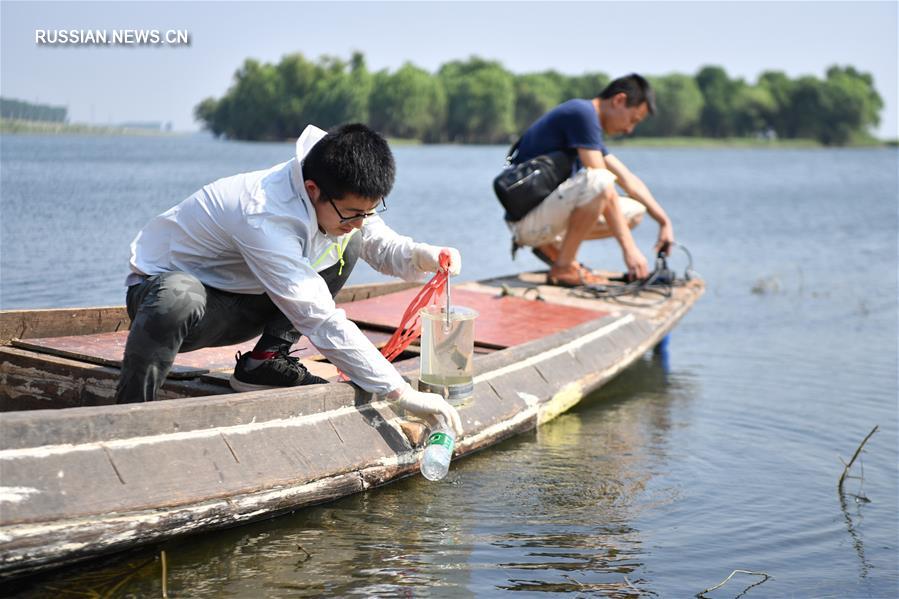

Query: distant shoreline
[2,120,894,148]
[612,136,895,149]
[0,118,179,136]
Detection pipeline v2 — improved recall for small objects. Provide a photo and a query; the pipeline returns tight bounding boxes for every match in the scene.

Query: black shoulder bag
[492,139,573,222]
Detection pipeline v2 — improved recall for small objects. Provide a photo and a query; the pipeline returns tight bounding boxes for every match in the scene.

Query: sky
[1,1,897,138]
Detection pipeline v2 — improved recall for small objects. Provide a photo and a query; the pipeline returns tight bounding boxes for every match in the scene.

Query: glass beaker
[418,305,478,402]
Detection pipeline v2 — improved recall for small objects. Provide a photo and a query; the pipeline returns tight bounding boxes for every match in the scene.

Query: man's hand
[604,154,674,259]
[623,244,649,280]
[654,221,675,256]
[388,383,463,435]
[413,245,462,276]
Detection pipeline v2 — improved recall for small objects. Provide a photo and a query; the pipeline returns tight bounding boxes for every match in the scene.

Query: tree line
[195,52,883,146]
[1,98,67,123]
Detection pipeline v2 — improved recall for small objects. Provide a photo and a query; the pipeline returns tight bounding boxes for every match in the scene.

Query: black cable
[677,243,698,281]
[571,242,695,304]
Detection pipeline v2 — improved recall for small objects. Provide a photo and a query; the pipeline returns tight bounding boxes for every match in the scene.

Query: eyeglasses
[328,198,387,224]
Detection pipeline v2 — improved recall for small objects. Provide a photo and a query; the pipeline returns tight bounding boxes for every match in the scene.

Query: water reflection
[654,334,671,374]
[839,491,872,581]
[3,552,160,599]
[484,354,695,595]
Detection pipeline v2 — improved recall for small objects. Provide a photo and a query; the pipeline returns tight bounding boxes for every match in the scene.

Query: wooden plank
[467,272,702,320]
[12,334,208,378]
[0,347,230,412]
[341,288,608,349]
[333,280,418,303]
[458,279,619,312]
[0,306,130,345]
[0,451,129,521]
[0,378,362,450]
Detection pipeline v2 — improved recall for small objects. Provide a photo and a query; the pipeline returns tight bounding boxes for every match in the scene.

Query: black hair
[302,123,395,200]
[598,74,656,115]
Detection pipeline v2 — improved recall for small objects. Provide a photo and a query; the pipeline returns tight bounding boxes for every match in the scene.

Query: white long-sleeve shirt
[127,125,426,394]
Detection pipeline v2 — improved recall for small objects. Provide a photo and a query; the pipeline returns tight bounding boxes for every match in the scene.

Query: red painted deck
[11,288,605,376]
[13,329,391,378]
[340,288,607,349]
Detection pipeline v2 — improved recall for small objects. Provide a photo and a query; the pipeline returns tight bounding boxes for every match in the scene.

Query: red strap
[380,250,451,362]
[337,252,451,381]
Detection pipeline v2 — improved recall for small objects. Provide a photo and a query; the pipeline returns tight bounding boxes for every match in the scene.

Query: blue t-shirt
[513,99,608,165]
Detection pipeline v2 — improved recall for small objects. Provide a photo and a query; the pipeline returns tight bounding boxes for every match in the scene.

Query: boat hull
[0,276,703,578]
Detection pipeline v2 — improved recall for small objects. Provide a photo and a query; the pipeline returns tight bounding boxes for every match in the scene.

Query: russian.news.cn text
[35,29,191,46]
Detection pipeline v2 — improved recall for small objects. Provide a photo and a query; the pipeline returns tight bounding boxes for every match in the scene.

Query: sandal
[546,265,607,288]
[546,274,583,288]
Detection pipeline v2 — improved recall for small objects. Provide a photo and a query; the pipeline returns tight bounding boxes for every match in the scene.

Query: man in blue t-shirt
[507,74,674,287]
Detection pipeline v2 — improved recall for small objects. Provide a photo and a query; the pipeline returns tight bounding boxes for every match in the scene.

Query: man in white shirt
[116,123,463,434]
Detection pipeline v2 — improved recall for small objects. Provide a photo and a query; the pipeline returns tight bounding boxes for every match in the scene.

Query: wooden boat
[0,272,703,578]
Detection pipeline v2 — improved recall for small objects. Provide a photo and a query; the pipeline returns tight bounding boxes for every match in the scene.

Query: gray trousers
[115,235,360,403]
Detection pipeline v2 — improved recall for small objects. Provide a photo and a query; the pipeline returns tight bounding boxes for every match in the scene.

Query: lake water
[1,135,897,597]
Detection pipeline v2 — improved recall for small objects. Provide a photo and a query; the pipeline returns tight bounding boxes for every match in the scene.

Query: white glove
[388,382,463,436]
[412,244,462,276]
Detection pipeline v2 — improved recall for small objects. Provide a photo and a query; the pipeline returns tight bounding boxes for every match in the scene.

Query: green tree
[275,53,318,138]
[695,65,742,137]
[303,52,372,130]
[784,68,883,145]
[439,57,516,143]
[732,85,776,136]
[369,62,447,141]
[564,72,610,100]
[513,72,564,131]
[219,58,284,140]
[819,65,883,144]
[640,74,704,136]
[193,97,222,136]
[789,75,828,140]
[757,70,795,136]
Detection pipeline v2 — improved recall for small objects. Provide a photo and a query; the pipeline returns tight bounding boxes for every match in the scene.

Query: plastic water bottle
[420,425,455,481]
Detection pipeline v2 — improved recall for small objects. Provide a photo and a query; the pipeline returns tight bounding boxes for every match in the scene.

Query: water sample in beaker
[418,305,478,401]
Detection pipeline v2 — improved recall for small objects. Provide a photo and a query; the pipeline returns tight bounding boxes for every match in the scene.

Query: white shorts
[508,168,645,247]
